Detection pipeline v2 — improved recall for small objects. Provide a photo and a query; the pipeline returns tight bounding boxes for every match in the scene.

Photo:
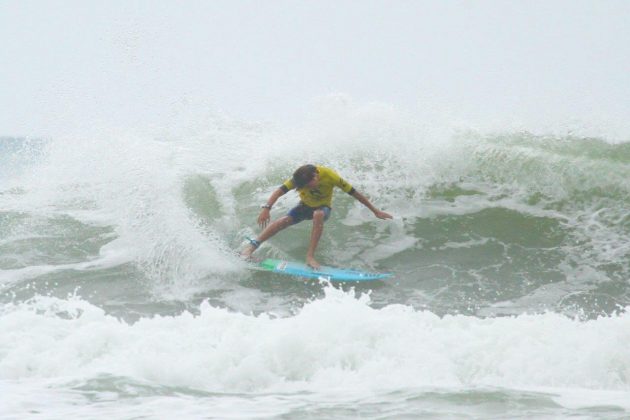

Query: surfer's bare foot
[306,256,320,270]
[240,238,261,260]
[240,245,255,260]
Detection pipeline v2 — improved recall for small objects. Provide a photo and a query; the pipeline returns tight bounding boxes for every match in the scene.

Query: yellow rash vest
[280,166,355,208]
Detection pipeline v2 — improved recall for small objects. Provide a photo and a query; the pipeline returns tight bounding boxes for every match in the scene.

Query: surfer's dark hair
[292,164,318,188]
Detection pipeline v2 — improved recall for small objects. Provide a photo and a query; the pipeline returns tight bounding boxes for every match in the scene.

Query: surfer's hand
[374,210,393,220]
[258,208,271,228]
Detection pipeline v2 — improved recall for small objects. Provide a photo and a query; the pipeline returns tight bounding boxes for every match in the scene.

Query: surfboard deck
[251,258,392,282]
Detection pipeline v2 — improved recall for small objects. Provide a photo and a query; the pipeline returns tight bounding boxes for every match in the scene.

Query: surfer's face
[305,173,319,189]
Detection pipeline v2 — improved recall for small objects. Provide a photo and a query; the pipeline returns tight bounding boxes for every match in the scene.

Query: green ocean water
[1,131,629,419]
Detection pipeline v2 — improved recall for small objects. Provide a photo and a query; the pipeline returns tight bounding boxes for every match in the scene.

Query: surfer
[241,164,392,269]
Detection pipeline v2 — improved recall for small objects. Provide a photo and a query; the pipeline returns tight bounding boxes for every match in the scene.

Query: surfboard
[252,258,392,282]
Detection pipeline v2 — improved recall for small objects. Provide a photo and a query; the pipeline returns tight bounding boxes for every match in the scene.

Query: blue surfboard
[253,258,392,282]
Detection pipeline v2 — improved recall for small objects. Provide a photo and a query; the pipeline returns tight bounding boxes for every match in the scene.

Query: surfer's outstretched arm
[350,190,393,220]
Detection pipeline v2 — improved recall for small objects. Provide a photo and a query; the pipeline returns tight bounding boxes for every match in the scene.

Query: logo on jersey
[309,187,324,198]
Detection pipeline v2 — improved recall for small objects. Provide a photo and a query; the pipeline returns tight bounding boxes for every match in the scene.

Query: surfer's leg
[258,215,294,242]
[241,216,294,257]
[306,209,326,269]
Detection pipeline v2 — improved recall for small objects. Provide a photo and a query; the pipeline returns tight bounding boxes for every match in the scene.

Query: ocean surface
[1,115,629,419]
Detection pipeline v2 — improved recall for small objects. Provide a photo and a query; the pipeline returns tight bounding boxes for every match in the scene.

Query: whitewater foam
[2,287,629,398]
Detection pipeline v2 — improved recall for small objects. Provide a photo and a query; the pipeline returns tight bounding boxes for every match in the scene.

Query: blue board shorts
[288,203,331,225]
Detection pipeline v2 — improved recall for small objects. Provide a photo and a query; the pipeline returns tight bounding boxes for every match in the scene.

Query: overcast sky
[1,0,629,137]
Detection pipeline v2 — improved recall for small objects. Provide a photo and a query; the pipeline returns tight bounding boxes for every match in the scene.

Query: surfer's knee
[271,215,294,230]
[313,207,330,223]
[313,209,324,220]
[312,210,326,226]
